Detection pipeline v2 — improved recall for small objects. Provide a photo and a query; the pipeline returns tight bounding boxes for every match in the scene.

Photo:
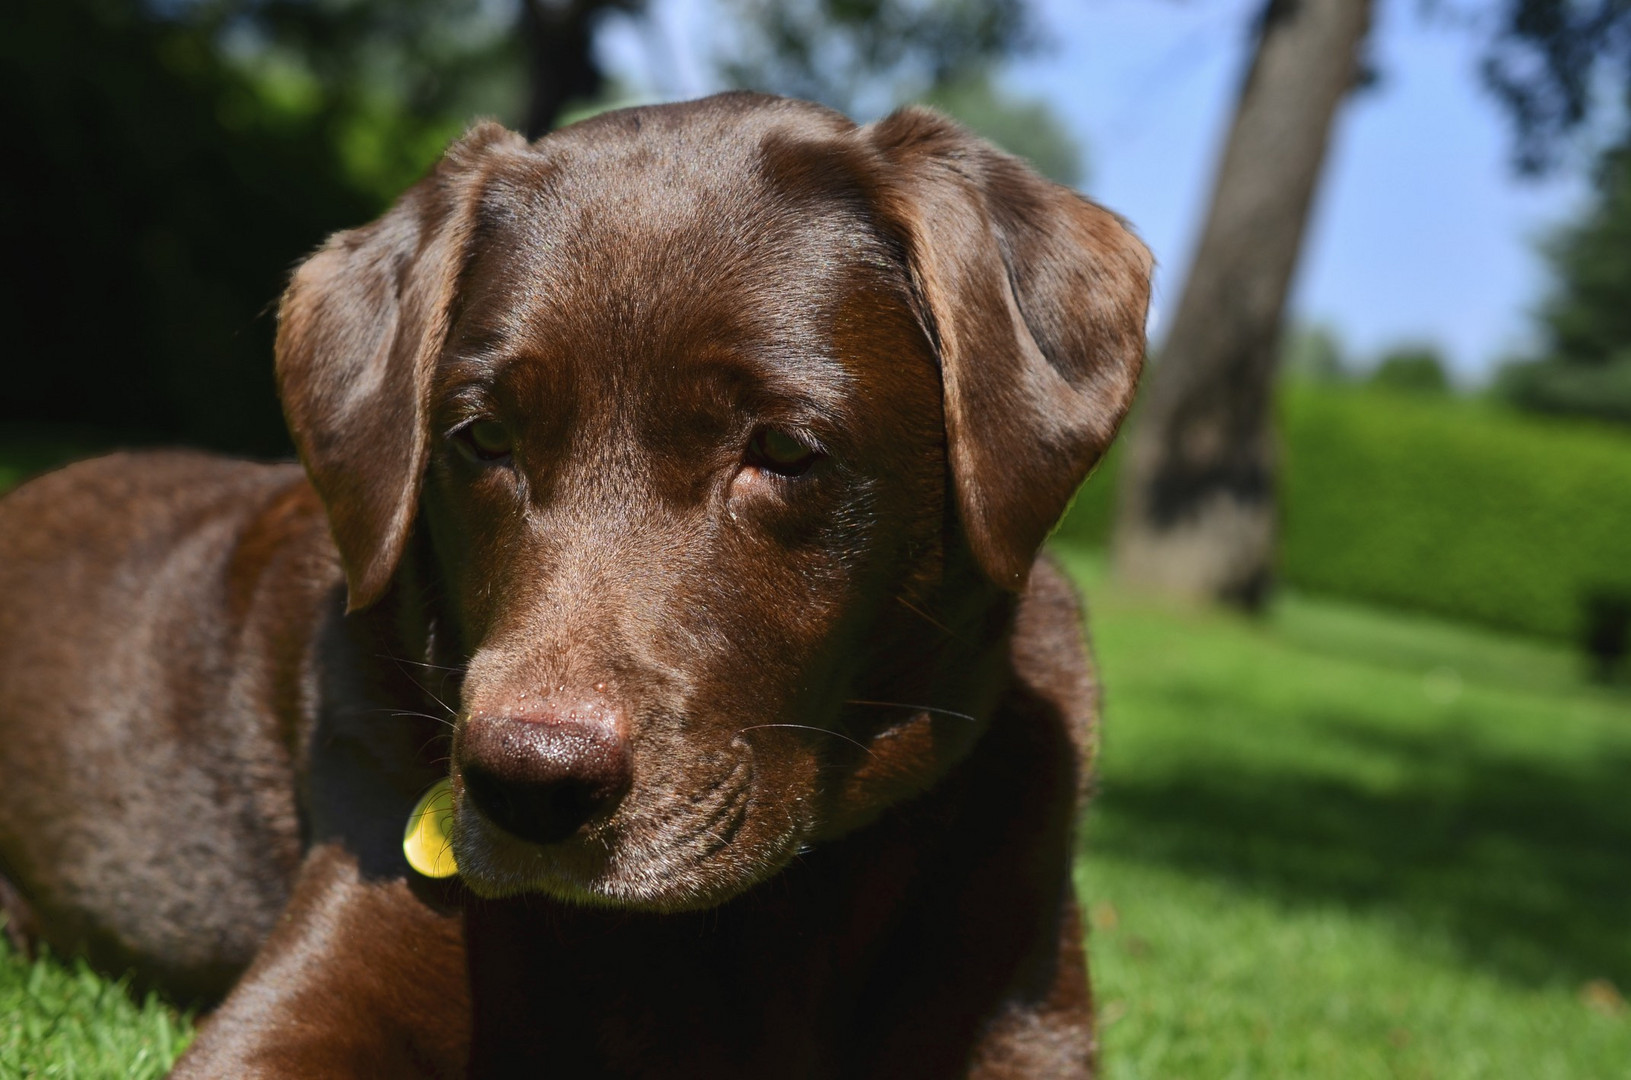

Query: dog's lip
[649,764,754,861]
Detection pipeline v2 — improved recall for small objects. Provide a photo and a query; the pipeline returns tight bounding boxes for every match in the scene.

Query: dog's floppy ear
[866,108,1152,590]
[277,123,524,612]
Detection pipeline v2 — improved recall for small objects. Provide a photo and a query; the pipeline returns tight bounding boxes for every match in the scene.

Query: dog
[0,93,1149,1077]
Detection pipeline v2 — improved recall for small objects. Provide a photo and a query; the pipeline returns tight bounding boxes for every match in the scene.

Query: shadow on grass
[1088,715,1631,989]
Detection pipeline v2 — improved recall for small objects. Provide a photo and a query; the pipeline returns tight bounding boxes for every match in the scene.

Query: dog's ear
[277,123,524,612]
[866,108,1152,590]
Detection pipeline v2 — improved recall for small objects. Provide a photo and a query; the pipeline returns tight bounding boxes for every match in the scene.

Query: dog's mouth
[448,751,809,909]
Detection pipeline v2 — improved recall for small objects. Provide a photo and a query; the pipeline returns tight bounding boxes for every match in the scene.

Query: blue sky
[600,0,1597,382]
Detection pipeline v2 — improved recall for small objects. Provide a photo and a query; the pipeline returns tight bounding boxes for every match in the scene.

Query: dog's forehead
[447,106,905,393]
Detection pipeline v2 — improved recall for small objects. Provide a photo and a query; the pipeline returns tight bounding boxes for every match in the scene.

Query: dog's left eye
[454,419,514,463]
[746,428,820,477]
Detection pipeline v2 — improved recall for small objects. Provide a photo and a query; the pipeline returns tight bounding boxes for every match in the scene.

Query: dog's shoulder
[1,449,307,539]
[0,450,326,631]
[1009,554,1099,792]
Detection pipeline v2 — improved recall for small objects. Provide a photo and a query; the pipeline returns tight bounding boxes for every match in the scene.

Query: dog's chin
[451,806,805,912]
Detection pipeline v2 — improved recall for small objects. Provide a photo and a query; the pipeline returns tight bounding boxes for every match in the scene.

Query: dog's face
[277,94,1150,908]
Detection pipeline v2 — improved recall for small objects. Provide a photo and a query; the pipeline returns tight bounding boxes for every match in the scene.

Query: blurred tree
[718,0,1031,119]
[1113,0,1374,609]
[1370,343,1451,395]
[1112,0,1631,610]
[519,0,647,137]
[1500,357,1631,426]
[1280,323,1350,384]
[718,0,1089,234]
[920,71,1084,186]
[189,0,524,196]
[720,0,1088,185]
[0,0,523,455]
[1498,141,1631,425]
[1468,0,1631,176]
[1,0,1067,457]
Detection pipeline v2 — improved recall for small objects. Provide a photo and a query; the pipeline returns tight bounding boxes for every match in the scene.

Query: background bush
[1057,384,1631,642]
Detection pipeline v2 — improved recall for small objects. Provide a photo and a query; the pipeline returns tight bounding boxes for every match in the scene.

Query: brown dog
[0,93,1148,1077]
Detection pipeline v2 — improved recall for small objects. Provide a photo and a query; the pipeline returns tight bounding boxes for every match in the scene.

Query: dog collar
[403,778,459,878]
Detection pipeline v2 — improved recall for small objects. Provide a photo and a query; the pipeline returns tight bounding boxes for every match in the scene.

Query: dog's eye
[455,419,513,463]
[746,428,819,477]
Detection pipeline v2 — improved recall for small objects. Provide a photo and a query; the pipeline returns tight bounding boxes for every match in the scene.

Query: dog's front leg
[169,843,469,1080]
[965,896,1097,1079]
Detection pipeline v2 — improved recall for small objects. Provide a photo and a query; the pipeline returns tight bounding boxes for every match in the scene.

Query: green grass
[1059,545,1631,1078]
[0,946,192,1078]
[1,440,1626,1074]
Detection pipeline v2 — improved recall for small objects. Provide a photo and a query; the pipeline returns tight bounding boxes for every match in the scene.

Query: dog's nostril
[459,714,631,847]
[462,766,515,830]
[465,769,614,847]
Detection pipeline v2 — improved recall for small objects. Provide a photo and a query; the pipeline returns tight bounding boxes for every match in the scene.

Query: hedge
[1054,385,1631,642]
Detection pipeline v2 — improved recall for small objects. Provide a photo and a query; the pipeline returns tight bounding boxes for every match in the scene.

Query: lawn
[1,532,1626,1075]
[1058,545,1631,1079]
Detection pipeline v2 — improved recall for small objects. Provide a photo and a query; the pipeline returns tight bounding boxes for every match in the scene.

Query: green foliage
[717,0,1030,118]
[1470,0,1631,175]
[201,0,523,201]
[1277,385,1631,642]
[0,0,519,455]
[1535,147,1631,370]
[1501,143,1631,425]
[1369,343,1452,395]
[1500,350,1631,426]
[0,942,192,1078]
[1051,440,1120,550]
[1057,548,1631,1077]
[1058,386,1631,644]
[1279,322,1350,384]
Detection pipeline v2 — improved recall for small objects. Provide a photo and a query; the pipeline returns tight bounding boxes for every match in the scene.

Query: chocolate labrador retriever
[0,93,1148,1077]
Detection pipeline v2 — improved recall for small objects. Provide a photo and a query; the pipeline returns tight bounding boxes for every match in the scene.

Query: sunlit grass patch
[1060,545,1631,1078]
[0,940,191,1079]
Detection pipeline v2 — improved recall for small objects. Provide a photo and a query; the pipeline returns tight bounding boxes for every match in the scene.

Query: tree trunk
[520,0,643,138]
[1111,0,1372,608]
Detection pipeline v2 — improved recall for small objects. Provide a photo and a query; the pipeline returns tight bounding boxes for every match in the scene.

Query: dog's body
[0,94,1148,1077]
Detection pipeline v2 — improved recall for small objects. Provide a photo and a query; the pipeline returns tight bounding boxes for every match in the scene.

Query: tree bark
[1111,0,1372,608]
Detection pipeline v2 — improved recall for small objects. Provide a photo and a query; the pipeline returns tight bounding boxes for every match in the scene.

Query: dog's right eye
[745,428,820,478]
[454,419,514,463]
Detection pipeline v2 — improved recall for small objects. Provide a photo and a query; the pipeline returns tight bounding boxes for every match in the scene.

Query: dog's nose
[459,710,632,846]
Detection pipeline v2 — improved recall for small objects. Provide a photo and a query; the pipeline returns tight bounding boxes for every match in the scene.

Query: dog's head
[277,93,1150,908]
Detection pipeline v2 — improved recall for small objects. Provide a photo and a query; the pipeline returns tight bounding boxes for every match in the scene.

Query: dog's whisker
[736,723,875,758]
[376,653,465,675]
[894,596,965,643]
[357,706,459,734]
[378,652,462,718]
[415,734,454,759]
[389,709,458,727]
[844,699,979,724]
[414,676,459,719]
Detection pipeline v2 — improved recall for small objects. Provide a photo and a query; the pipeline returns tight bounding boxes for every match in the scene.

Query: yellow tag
[403,777,459,879]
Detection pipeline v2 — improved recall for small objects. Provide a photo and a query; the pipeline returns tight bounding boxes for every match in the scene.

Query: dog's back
[0,452,316,998]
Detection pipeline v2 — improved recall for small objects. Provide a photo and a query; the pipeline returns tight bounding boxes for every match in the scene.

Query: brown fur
[0,93,1149,1077]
